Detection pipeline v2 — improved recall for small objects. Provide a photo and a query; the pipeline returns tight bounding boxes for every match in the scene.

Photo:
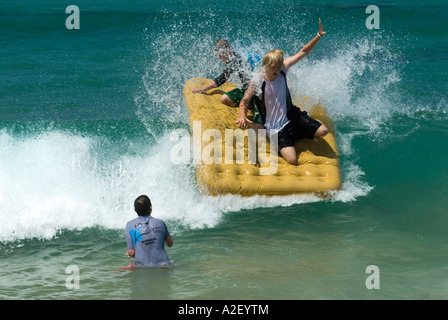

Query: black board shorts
[276,110,322,150]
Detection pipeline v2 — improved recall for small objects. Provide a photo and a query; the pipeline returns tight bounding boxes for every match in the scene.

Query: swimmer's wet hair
[214,39,231,52]
[261,49,284,68]
[134,195,152,216]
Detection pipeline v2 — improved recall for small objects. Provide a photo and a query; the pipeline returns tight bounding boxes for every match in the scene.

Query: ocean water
[1,0,447,300]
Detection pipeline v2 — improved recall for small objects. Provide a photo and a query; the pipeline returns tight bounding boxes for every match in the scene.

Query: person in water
[235,19,329,165]
[125,195,173,267]
[192,39,256,108]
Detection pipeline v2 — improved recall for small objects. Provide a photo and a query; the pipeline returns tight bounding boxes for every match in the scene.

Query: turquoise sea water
[1,0,447,300]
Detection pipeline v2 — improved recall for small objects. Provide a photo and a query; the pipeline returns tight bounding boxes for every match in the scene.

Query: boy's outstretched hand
[318,18,326,37]
[235,115,253,129]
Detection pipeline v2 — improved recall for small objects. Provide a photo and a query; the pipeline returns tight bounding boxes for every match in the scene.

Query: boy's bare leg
[314,120,328,137]
[221,94,236,107]
[280,146,298,165]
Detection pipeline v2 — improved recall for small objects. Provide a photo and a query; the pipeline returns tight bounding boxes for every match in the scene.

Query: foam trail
[0,128,329,242]
[0,126,361,243]
[0,128,217,242]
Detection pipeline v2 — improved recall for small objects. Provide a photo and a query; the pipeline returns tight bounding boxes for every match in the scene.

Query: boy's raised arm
[284,18,325,71]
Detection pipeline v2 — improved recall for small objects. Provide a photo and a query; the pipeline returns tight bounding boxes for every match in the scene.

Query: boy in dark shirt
[192,39,255,108]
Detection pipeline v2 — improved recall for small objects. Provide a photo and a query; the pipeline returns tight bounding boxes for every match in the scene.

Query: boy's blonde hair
[261,49,284,68]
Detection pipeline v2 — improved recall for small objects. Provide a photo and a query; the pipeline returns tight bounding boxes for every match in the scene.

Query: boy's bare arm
[284,18,325,71]
[235,82,256,129]
[192,80,218,93]
[165,234,173,247]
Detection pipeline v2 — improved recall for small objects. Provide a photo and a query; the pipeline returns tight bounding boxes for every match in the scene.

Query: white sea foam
[0,129,325,242]
[0,123,372,243]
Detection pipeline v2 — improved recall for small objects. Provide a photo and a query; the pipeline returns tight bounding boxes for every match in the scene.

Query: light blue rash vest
[125,216,171,267]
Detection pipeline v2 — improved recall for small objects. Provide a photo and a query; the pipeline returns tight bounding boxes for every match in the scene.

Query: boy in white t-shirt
[235,19,328,165]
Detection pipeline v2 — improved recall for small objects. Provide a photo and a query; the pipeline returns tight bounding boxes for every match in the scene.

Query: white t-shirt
[261,66,290,135]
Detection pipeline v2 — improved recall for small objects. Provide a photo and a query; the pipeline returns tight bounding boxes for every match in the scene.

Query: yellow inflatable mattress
[183,78,341,196]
